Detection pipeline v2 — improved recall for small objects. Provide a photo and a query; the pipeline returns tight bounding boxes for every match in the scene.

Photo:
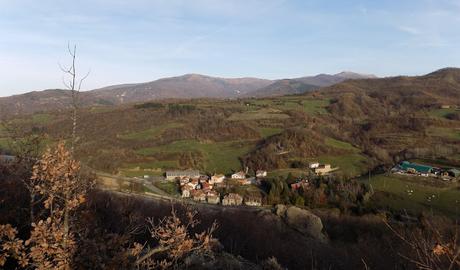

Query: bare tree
[59,44,90,153]
[384,218,460,270]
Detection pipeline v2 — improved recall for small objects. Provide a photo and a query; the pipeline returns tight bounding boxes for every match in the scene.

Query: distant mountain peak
[334,71,378,79]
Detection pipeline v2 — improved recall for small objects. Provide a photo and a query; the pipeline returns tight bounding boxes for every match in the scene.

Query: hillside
[91,74,273,103]
[0,71,376,115]
[246,71,377,97]
[0,89,106,115]
[247,79,319,97]
[321,67,460,119]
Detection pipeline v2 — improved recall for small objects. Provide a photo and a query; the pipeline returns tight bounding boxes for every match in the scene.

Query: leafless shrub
[385,217,460,270]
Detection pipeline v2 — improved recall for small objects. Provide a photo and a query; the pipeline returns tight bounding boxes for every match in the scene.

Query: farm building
[398,161,435,174]
[314,164,334,175]
[166,170,200,180]
[448,168,460,178]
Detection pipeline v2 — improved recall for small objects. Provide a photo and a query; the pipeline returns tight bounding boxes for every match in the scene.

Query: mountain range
[1,71,376,115]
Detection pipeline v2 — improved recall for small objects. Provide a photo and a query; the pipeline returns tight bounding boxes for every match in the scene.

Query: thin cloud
[398,26,421,35]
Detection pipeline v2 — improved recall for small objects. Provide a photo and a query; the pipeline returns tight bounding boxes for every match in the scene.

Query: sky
[1,0,460,97]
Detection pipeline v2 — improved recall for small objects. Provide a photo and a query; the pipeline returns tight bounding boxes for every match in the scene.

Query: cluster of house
[309,162,337,175]
[392,161,460,181]
[165,169,266,206]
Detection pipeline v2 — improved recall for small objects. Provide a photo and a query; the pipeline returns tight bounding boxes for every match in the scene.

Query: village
[158,161,338,207]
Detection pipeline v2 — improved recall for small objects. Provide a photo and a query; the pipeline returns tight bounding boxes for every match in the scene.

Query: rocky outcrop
[275,204,328,243]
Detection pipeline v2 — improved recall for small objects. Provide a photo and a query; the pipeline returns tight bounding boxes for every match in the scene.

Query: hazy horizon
[1,0,460,96]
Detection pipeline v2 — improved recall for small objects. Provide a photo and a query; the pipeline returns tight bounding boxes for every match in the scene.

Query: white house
[256,170,267,178]
[244,196,262,207]
[314,164,334,175]
[231,171,246,179]
[210,174,225,184]
[186,181,198,190]
[309,162,320,169]
[181,186,192,198]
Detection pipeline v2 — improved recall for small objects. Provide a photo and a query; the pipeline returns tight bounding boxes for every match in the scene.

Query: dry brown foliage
[134,206,218,269]
[1,141,94,269]
[0,224,28,267]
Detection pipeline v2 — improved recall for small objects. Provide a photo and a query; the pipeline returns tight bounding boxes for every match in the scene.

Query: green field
[247,97,329,115]
[227,108,290,121]
[316,153,369,177]
[154,181,180,196]
[427,127,460,140]
[364,174,460,217]
[134,139,253,173]
[258,127,283,138]
[324,137,357,151]
[275,98,329,115]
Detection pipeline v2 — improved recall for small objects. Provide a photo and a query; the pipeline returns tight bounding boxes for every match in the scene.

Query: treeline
[262,174,372,213]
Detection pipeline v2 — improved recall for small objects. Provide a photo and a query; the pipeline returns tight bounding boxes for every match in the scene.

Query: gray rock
[275,205,327,242]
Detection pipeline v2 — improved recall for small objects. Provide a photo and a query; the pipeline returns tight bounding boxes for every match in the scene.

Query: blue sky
[1,0,460,96]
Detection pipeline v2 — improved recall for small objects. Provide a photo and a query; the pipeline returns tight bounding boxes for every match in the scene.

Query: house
[398,161,435,175]
[209,174,225,184]
[448,168,460,178]
[290,179,310,191]
[222,193,243,206]
[206,191,220,204]
[191,190,206,202]
[314,164,334,175]
[181,185,193,198]
[309,162,320,169]
[165,170,200,181]
[201,181,212,191]
[186,180,199,190]
[199,175,210,182]
[179,177,190,186]
[256,170,267,178]
[231,171,246,179]
[244,196,262,206]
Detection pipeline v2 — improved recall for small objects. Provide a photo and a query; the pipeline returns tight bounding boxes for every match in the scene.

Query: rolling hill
[0,71,376,115]
[246,71,377,97]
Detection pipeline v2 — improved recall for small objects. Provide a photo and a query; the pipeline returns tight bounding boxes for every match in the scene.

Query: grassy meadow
[364,174,460,218]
